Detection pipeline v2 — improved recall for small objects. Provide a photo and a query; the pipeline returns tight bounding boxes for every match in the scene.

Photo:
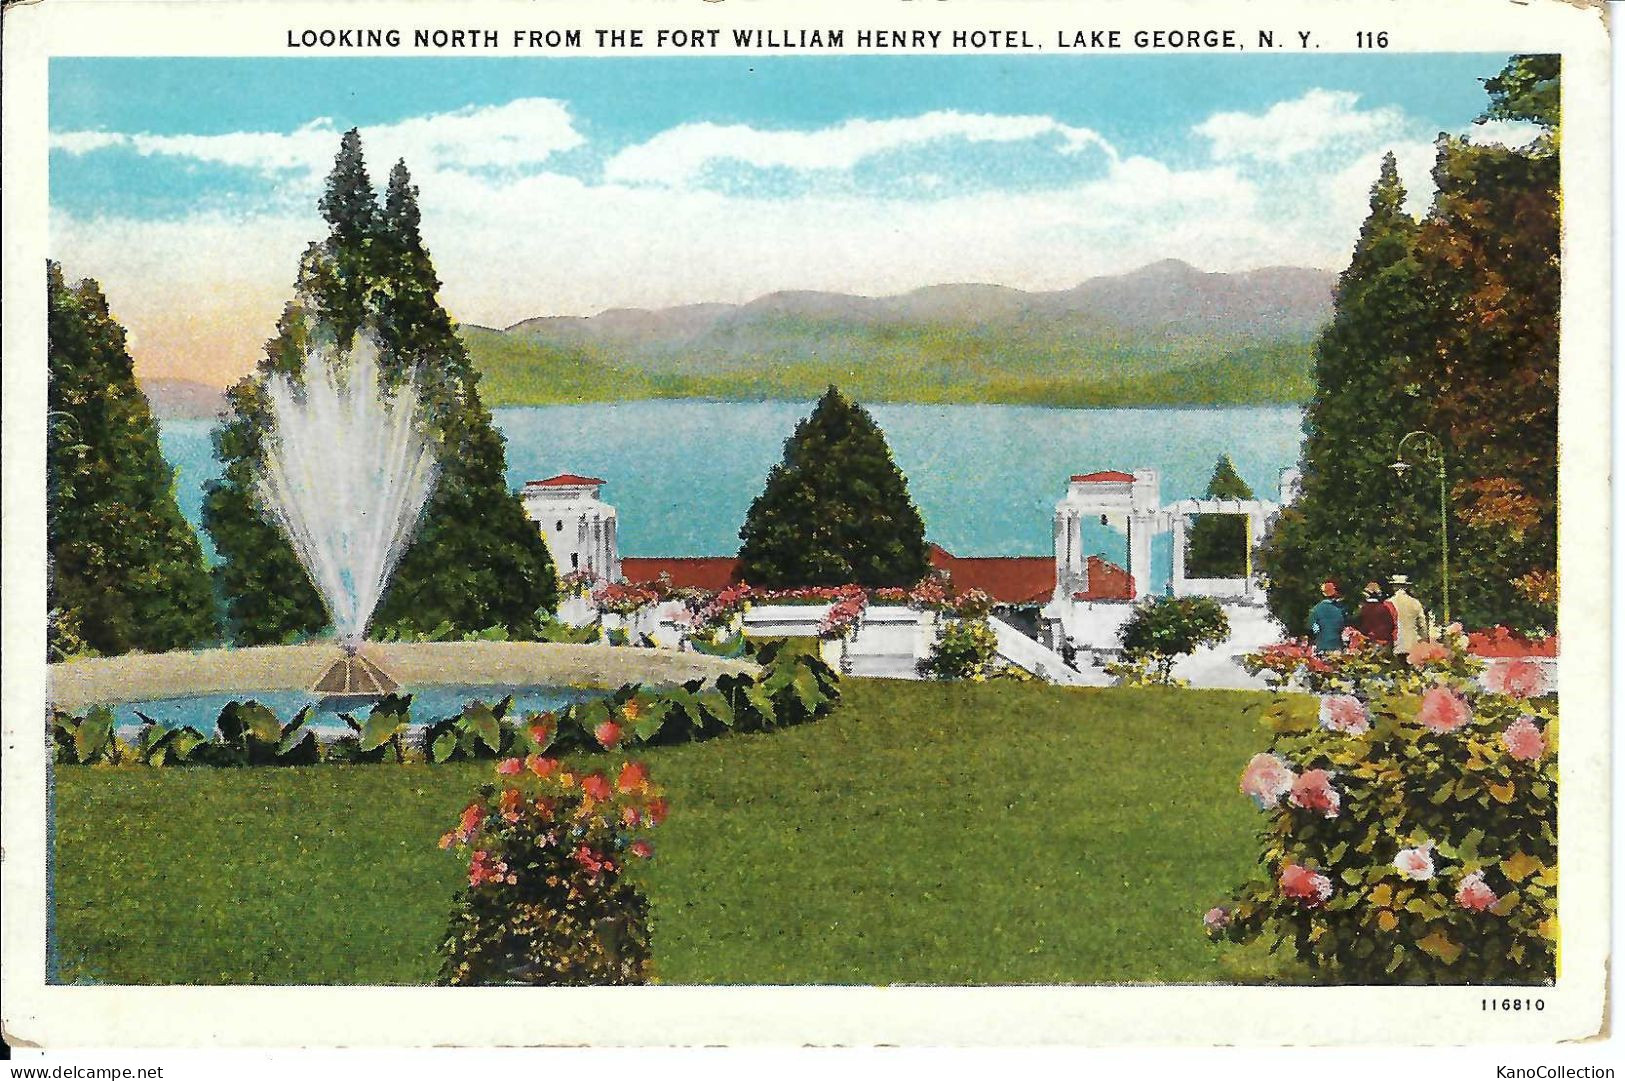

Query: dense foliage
[1212,633,1556,984]
[435,755,664,985]
[1261,57,1559,634]
[203,131,556,645]
[51,640,840,767]
[1112,596,1230,684]
[1185,455,1255,579]
[737,386,930,589]
[47,263,216,658]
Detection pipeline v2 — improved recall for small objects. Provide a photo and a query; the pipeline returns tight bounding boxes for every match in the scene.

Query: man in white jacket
[1388,575,1431,659]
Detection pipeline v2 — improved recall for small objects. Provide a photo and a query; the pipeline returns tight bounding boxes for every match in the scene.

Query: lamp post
[1390,430,1450,626]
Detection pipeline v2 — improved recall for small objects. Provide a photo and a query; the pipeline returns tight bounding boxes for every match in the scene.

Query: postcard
[1,0,1610,1049]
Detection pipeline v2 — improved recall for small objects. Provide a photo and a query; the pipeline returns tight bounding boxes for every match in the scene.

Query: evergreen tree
[1258,153,1433,633]
[204,134,556,644]
[1185,455,1254,578]
[47,262,217,656]
[737,386,929,588]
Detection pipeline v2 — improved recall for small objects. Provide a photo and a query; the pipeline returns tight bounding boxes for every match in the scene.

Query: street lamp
[1390,430,1450,625]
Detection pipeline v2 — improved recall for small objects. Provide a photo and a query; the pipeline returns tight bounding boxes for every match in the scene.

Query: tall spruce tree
[204,133,556,644]
[1186,455,1255,578]
[48,262,217,656]
[1258,153,1432,633]
[737,386,929,588]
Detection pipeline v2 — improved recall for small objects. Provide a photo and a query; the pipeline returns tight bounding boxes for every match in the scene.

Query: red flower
[528,720,552,747]
[644,797,670,826]
[498,787,523,823]
[630,840,654,860]
[496,758,523,775]
[621,805,641,827]
[580,772,612,801]
[616,761,650,793]
[526,754,559,778]
[1279,862,1333,906]
[595,720,623,749]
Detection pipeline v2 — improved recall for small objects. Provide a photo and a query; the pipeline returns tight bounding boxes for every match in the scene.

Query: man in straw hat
[1388,574,1430,660]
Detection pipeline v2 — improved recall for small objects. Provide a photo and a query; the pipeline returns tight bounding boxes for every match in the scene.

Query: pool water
[112,684,606,737]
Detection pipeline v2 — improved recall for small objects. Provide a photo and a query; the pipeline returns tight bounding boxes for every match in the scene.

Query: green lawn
[50,680,1296,985]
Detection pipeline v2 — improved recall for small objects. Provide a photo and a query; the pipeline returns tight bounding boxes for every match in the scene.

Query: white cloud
[603,110,1117,186]
[51,98,585,180]
[1195,89,1410,165]
[1464,118,1545,149]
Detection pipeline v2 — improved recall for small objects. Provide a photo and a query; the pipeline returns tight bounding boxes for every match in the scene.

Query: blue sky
[49,54,1525,383]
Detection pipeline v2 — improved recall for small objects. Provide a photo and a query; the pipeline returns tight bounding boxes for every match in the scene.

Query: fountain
[254,335,440,696]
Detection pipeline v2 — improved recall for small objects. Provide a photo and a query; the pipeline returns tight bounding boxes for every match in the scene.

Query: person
[1355,581,1397,648]
[1388,574,1430,659]
[1308,580,1347,654]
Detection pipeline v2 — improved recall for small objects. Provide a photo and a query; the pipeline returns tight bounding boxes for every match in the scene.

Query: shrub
[919,616,1000,681]
[1116,596,1230,684]
[51,705,120,765]
[1210,635,1557,984]
[435,756,666,985]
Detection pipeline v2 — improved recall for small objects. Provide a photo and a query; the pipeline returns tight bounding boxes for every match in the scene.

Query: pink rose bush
[1240,753,1296,809]
[1288,770,1341,818]
[1217,629,1558,983]
[1393,843,1436,882]
[1318,695,1370,736]
[1456,872,1499,913]
[1501,716,1546,761]
[1417,686,1472,733]
[1483,658,1546,699]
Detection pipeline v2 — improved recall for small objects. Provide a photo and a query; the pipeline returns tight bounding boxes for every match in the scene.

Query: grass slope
[462,325,1314,408]
[50,681,1292,986]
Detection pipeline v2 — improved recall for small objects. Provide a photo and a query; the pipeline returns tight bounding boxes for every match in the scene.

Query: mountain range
[142,260,1336,416]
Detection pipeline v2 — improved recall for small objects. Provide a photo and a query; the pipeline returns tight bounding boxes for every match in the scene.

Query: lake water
[159,400,1305,594]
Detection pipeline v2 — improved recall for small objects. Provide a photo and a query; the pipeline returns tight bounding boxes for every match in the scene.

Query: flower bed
[1467,625,1558,659]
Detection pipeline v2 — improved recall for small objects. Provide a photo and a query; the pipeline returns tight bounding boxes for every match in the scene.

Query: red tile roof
[1074,556,1135,602]
[619,557,741,592]
[1070,470,1135,483]
[618,545,1131,606]
[529,473,606,488]
[928,544,1054,606]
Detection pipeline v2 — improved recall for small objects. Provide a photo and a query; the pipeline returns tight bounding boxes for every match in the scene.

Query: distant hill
[141,377,226,420]
[467,260,1335,408]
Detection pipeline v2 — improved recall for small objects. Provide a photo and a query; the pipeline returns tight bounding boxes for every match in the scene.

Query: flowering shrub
[558,569,602,599]
[1243,633,1483,697]
[1468,625,1558,659]
[919,614,1002,681]
[1115,596,1230,684]
[1210,630,1558,984]
[815,586,868,639]
[907,575,952,611]
[435,755,666,985]
[590,580,662,616]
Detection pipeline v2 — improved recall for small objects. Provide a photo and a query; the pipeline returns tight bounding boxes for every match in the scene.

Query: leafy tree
[204,133,557,644]
[47,262,216,656]
[737,386,929,588]
[1259,152,1433,633]
[1186,455,1255,578]
[1481,54,1559,133]
[1408,114,1558,630]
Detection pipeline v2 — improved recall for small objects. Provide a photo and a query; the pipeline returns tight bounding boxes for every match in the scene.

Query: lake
[159,400,1305,594]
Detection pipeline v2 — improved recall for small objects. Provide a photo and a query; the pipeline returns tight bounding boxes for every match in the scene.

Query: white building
[521,473,620,582]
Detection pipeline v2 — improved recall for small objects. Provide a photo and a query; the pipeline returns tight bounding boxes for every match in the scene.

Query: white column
[1171,514,1187,597]
[1130,513,1154,600]
[1053,510,1068,595]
